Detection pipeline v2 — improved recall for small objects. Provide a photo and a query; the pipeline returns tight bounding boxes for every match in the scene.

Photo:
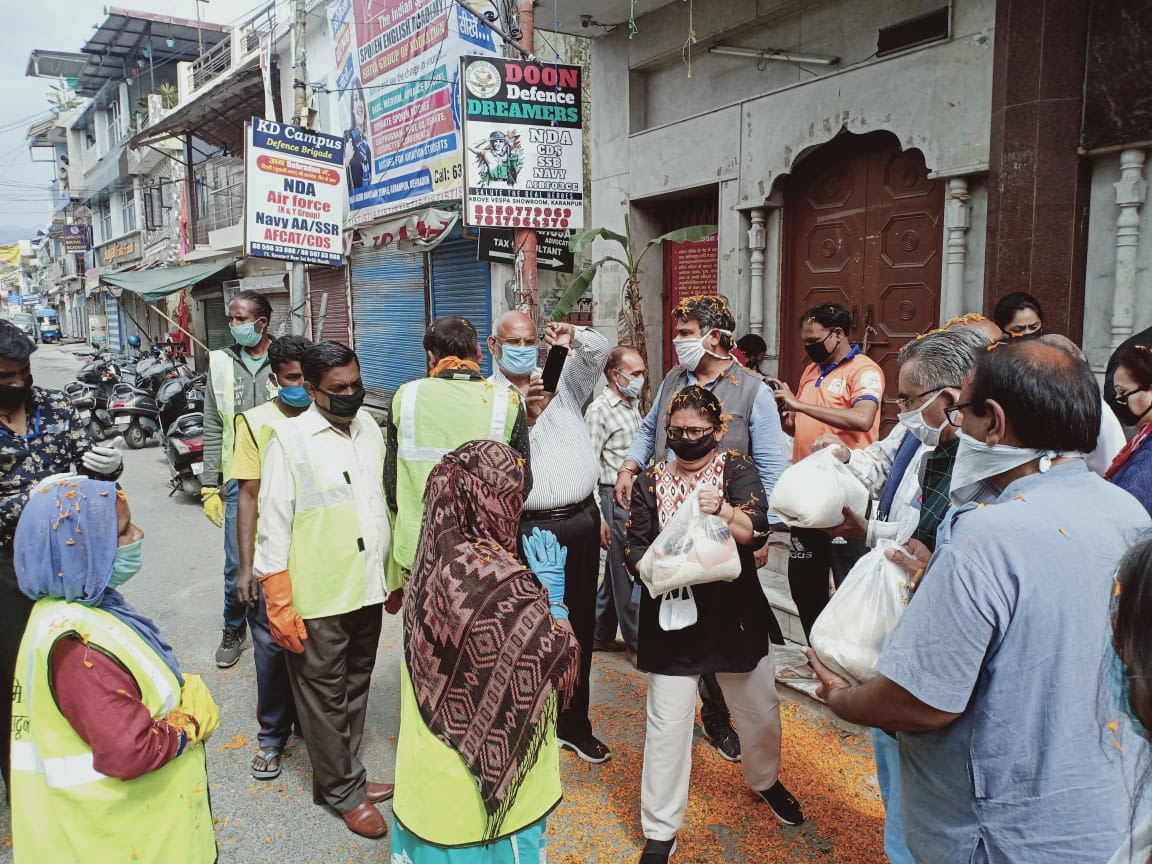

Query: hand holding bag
[637,486,741,599]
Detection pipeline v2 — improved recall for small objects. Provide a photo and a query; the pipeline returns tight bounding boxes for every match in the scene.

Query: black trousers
[787,527,868,637]
[0,547,34,792]
[520,497,601,741]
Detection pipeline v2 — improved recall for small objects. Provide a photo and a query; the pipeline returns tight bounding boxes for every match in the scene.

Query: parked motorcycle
[70,361,128,442]
[157,372,206,497]
[109,388,160,449]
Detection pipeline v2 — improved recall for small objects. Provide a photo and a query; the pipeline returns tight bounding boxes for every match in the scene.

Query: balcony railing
[193,157,244,247]
[191,35,233,91]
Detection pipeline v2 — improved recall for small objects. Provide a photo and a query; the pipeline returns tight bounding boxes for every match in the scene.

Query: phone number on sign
[471,205,573,228]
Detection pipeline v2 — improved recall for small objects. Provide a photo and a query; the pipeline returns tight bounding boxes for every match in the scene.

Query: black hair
[424,316,479,361]
[674,295,735,350]
[0,320,36,361]
[234,289,273,323]
[735,334,767,363]
[800,303,853,334]
[301,341,358,386]
[666,384,723,428]
[268,335,312,375]
[992,291,1043,330]
[1116,344,1152,391]
[968,340,1100,453]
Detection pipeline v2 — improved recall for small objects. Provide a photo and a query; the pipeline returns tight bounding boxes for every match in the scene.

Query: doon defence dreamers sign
[327,0,495,225]
[245,118,346,267]
[461,57,584,231]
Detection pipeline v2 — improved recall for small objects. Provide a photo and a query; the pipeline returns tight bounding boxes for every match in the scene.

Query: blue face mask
[279,384,312,408]
[1108,645,1148,739]
[498,344,537,376]
[230,320,265,348]
[617,373,644,399]
[108,539,143,590]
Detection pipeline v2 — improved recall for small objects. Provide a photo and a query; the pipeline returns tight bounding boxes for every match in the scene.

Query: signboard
[95,231,142,269]
[22,294,42,307]
[327,0,496,225]
[358,207,458,251]
[666,234,719,308]
[88,313,108,347]
[7,291,20,305]
[62,224,91,253]
[461,57,584,230]
[477,228,573,272]
[244,118,346,267]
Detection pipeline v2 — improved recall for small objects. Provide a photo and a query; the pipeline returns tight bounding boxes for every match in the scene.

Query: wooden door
[782,133,943,430]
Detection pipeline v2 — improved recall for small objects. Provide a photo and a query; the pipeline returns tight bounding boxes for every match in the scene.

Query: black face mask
[320,386,366,418]
[804,333,836,365]
[0,377,32,411]
[667,431,717,462]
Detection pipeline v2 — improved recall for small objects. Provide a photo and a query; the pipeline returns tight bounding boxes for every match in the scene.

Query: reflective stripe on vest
[210,350,238,481]
[10,746,106,789]
[396,378,509,462]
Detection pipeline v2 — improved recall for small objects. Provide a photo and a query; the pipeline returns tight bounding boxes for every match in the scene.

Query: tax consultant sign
[461,57,584,230]
[245,118,346,267]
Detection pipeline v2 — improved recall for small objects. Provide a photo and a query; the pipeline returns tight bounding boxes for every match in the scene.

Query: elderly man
[489,312,612,763]
[808,340,1151,863]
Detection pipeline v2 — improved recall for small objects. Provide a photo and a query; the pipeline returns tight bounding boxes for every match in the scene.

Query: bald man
[943,312,1004,344]
[586,345,647,654]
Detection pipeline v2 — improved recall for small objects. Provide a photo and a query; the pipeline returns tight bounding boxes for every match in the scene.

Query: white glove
[81,445,123,476]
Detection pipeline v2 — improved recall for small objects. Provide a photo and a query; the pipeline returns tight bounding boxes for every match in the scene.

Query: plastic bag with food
[638,486,742,598]
[769,446,870,529]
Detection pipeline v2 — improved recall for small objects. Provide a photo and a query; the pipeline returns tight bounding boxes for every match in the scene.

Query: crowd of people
[0,283,1150,864]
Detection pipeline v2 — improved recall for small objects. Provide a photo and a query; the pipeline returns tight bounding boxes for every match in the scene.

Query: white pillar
[748,207,767,337]
[1110,148,1147,350]
[942,177,970,324]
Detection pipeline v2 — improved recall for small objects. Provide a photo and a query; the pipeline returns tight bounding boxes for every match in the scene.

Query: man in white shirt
[254,341,394,840]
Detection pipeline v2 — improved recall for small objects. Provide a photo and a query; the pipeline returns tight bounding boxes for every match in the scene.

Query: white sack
[769,446,870,529]
[638,487,741,598]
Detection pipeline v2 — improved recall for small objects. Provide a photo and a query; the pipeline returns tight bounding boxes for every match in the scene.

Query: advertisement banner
[357,207,458,251]
[327,0,496,225]
[62,224,91,253]
[244,118,347,267]
[461,56,584,230]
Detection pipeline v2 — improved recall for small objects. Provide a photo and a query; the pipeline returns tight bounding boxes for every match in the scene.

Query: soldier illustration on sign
[470,131,522,186]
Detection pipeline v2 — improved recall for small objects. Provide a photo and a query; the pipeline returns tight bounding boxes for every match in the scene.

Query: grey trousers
[594,484,639,650]
[285,603,383,814]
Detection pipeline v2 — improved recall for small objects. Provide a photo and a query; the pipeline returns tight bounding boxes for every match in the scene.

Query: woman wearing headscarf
[10,476,219,863]
[391,440,580,863]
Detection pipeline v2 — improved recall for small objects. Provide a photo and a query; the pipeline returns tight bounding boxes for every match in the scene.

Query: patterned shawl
[404,440,579,839]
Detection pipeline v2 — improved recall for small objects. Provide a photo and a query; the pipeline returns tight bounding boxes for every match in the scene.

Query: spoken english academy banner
[327,0,496,225]
[244,118,346,267]
[460,56,584,231]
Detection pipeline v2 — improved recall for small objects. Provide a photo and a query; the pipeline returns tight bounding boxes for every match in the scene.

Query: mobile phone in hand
[541,345,568,393]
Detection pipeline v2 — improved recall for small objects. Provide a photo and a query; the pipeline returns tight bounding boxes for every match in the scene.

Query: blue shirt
[1110,434,1152,516]
[877,461,1151,863]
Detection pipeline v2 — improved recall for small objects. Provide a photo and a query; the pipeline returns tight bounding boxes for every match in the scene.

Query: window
[121,190,136,233]
[143,182,168,231]
[107,102,123,145]
[98,203,112,243]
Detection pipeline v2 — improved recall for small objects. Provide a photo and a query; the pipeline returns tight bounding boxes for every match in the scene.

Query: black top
[624,452,773,676]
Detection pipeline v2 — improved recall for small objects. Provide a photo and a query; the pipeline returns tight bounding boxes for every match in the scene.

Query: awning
[102,260,235,302]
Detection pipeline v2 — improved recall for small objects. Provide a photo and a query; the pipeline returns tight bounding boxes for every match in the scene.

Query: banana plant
[548,214,717,408]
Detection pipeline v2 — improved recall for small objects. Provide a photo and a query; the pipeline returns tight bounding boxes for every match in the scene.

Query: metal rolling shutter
[104,292,123,352]
[307,265,351,344]
[204,298,230,349]
[430,231,493,376]
[349,246,427,405]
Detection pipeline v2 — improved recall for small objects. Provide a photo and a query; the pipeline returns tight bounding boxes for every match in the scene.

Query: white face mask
[673,330,732,372]
[949,431,1057,506]
[897,389,948,447]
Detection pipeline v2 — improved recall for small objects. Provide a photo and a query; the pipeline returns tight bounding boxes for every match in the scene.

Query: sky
[0,0,264,244]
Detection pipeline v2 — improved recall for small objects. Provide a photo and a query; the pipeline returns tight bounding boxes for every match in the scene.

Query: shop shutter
[430,230,493,376]
[204,298,230,349]
[307,265,351,343]
[349,246,427,405]
[104,292,123,352]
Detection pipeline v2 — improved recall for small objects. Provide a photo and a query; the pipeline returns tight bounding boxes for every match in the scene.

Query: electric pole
[289,0,308,336]
[514,0,538,320]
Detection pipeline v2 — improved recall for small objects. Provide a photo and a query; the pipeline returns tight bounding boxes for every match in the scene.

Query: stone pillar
[1110,149,1147,350]
[747,207,767,337]
[942,177,971,323]
[983,0,1090,341]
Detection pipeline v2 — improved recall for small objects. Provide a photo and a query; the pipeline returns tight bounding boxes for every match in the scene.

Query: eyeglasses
[886,385,959,411]
[1115,388,1148,406]
[666,425,714,441]
[943,401,973,427]
[494,336,537,348]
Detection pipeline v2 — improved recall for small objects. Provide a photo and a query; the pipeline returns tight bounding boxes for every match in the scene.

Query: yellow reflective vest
[11,599,216,863]
[208,347,274,483]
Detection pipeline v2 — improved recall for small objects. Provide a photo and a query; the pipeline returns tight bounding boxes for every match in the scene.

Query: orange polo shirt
[792,346,885,461]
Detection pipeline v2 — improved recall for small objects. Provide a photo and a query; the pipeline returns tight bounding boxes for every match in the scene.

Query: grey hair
[898,327,990,389]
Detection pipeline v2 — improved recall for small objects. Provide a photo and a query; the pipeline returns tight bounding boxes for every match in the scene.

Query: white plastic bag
[638,487,741,599]
[808,541,910,685]
[769,446,870,529]
[658,586,698,631]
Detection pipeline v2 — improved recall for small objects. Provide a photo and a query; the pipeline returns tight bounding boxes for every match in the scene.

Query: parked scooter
[157,372,206,497]
[109,388,160,449]
[71,360,128,442]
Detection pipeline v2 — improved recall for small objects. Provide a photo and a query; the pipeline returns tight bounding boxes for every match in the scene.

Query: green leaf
[569,227,628,255]
[636,223,716,270]
[546,255,624,322]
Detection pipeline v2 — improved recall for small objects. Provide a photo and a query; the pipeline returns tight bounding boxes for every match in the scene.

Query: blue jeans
[593,485,639,650]
[872,728,915,864]
[248,586,298,749]
[222,480,247,633]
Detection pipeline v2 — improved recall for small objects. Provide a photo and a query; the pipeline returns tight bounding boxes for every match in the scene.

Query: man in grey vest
[615,294,789,762]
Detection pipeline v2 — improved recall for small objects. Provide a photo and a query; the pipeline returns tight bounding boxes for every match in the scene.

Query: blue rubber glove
[522,527,569,620]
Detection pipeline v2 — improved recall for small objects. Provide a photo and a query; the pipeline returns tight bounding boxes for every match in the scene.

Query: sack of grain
[769,446,869,529]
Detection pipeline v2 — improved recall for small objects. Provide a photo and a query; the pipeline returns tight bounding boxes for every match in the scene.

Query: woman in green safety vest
[392,440,579,863]
[10,476,219,863]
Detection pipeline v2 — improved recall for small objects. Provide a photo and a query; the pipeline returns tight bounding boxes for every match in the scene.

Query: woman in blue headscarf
[9,476,220,863]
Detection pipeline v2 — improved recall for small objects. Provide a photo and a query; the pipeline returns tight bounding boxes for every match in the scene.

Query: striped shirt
[585,387,642,486]
[490,326,610,509]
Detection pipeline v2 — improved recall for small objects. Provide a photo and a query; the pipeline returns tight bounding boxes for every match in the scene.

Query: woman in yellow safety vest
[10,476,219,863]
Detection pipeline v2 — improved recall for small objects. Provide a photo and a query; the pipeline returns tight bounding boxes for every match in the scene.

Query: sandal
[775,664,817,683]
[251,748,283,780]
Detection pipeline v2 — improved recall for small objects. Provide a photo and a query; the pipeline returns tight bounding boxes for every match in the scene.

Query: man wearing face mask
[202,289,277,669]
[0,320,123,795]
[254,341,395,838]
[586,345,646,654]
[807,340,1152,864]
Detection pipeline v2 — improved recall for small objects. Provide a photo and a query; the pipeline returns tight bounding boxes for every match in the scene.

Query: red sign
[666,234,719,308]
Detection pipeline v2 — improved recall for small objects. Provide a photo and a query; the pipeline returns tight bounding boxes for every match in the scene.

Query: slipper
[775,664,817,683]
[251,748,283,780]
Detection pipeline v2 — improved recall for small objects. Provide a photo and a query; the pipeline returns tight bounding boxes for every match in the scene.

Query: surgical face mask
[898,390,947,447]
[673,329,731,372]
[230,319,266,348]
[615,371,644,399]
[804,333,837,365]
[0,376,32,411]
[319,386,366,418]
[1108,647,1149,739]
[108,539,143,590]
[278,383,312,408]
[497,344,538,377]
[949,430,1057,506]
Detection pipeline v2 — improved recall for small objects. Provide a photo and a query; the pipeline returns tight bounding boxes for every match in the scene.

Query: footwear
[341,801,388,838]
[557,732,611,764]
[758,780,804,826]
[638,838,677,863]
[702,720,742,762]
[774,664,816,683]
[366,781,395,803]
[593,638,625,652]
[215,628,247,668]
[251,748,283,780]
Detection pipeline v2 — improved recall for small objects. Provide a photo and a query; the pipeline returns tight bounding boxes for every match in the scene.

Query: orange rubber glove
[261,570,308,653]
